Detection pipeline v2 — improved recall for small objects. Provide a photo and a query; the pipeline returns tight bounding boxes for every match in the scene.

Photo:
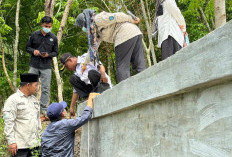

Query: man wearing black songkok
[3,73,42,157]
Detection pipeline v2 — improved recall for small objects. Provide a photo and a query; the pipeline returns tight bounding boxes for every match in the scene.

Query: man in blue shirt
[41,93,99,157]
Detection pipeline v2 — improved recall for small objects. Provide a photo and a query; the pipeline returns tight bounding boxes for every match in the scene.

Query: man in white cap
[3,73,42,157]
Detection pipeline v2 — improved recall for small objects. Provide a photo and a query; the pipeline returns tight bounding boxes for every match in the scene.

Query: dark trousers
[161,35,182,60]
[115,35,146,83]
[69,70,101,98]
[12,147,41,157]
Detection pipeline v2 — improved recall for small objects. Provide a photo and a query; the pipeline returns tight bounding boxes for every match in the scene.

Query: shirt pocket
[17,105,29,119]
[33,104,40,115]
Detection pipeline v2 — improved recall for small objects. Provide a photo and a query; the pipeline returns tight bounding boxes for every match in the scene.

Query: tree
[1,35,14,92]
[140,0,157,66]
[55,0,74,102]
[13,0,20,90]
[45,0,56,17]
[214,0,226,28]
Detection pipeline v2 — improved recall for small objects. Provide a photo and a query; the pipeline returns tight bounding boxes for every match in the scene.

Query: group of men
[3,0,186,156]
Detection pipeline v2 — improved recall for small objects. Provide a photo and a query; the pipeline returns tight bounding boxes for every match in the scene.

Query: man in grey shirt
[41,93,99,157]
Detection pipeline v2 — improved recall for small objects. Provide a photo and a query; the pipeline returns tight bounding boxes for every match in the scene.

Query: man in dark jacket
[26,16,58,119]
[41,93,99,157]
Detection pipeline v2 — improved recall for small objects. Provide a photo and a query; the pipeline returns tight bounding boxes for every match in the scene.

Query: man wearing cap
[75,9,146,82]
[60,52,112,117]
[26,16,58,117]
[3,73,42,157]
[41,93,99,157]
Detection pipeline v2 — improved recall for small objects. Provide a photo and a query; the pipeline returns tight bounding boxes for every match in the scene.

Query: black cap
[20,73,39,83]
[74,13,85,28]
[59,52,73,71]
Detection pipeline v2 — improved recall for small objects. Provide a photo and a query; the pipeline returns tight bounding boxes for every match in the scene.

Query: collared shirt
[95,11,142,47]
[41,106,93,157]
[73,53,112,92]
[26,30,58,69]
[157,0,186,47]
[3,89,42,149]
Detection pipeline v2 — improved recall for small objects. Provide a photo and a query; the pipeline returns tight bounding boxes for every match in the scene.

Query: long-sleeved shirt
[95,11,142,47]
[26,30,58,69]
[157,0,186,47]
[3,89,42,149]
[41,106,93,157]
[73,53,112,93]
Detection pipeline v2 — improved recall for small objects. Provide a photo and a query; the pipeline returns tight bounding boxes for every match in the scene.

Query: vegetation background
[0,0,231,156]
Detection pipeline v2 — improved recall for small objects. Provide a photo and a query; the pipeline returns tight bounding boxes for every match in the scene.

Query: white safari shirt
[3,89,42,149]
[157,0,186,47]
[73,53,112,93]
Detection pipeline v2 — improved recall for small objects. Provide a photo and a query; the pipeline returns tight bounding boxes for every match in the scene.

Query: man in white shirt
[156,0,187,60]
[3,73,41,157]
[60,52,112,117]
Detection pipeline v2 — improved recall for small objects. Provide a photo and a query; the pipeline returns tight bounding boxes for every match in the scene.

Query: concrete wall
[77,20,232,157]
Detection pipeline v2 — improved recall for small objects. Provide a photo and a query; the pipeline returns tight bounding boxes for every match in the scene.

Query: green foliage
[0,0,231,108]
[0,118,10,157]
[0,17,12,35]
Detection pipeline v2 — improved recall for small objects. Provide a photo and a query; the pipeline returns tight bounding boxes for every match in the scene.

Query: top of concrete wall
[78,20,232,118]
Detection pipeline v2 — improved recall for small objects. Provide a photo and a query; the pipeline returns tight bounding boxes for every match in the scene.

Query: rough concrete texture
[78,20,232,157]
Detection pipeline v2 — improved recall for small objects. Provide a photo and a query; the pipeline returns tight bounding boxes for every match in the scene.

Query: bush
[0,117,9,157]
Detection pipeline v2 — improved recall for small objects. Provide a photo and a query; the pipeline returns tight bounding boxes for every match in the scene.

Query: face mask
[43,27,51,33]
[82,27,87,33]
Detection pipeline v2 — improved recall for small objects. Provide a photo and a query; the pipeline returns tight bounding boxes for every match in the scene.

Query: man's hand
[99,65,105,74]
[87,93,100,108]
[33,50,40,56]
[179,25,185,33]
[99,65,108,83]
[40,52,49,58]
[8,143,17,156]
[69,107,75,118]
[133,18,140,24]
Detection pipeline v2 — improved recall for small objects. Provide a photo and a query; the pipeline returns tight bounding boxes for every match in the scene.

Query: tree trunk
[140,0,157,65]
[45,0,56,17]
[107,53,111,76]
[214,0,226,28]
[1,36,15,92]
[199,7,212,32]
[54,0,73,102]
[142,39,151,67]
[13,0,20,90]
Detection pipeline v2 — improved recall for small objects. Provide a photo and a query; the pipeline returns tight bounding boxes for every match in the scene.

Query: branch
[53,0,74,102]
[211,18,215,30]
[140,0,157,64]
[145,0,152,26]
[55,0,63,15]
[13,0,21,89]
[101,0,111,12]
[198,6,212,32]
[0,35,15,92]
